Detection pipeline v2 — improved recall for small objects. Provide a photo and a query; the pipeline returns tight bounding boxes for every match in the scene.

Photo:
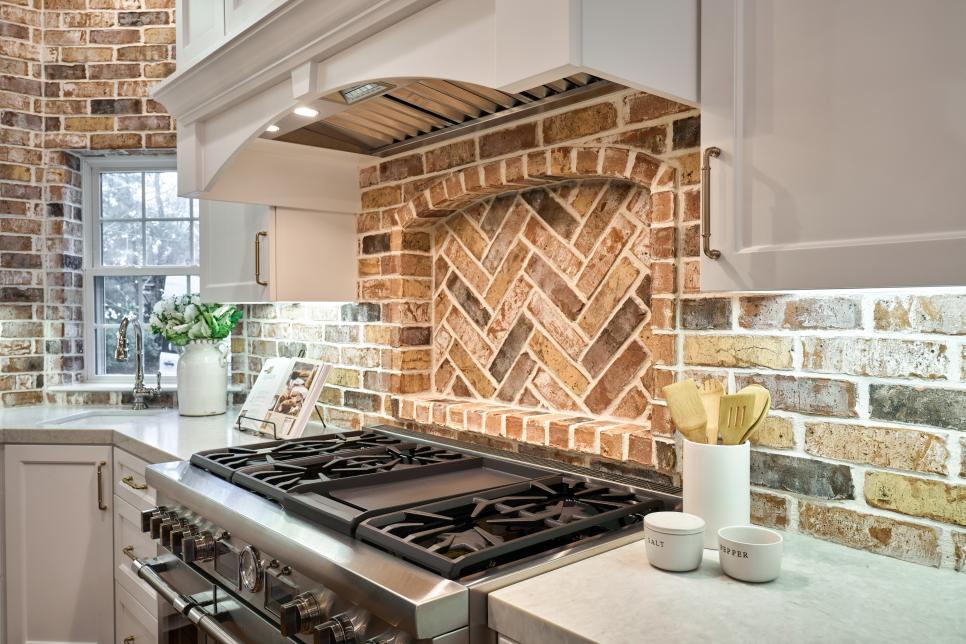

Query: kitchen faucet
[115,314,162,410]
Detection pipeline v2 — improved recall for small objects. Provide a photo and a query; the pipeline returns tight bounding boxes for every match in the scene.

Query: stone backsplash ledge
[228,90,965,573]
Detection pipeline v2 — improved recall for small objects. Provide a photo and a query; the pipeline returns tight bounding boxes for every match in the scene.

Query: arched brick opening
[431,176,659,422]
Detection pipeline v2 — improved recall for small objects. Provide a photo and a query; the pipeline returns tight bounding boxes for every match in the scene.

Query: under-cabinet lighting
[266,124,280,133]
[293,106,319,118]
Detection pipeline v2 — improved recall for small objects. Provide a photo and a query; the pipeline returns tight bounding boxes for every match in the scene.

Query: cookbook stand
[234,404,327,440]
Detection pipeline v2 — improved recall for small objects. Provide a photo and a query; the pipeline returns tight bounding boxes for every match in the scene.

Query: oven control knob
[149,510,178,539]
[279,592,324,636]
[159,517,189,547]
[139,506,167,532]
[182,531,215,563]
[170,525,199,556]
[314,614,355,644]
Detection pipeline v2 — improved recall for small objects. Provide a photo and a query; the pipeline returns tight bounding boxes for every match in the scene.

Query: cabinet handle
[96,460,107,511]
[124,637,136,644]
[701,146,722,260]
[122,474,149,491]
[122,545,137,561]
[255,230,269,286]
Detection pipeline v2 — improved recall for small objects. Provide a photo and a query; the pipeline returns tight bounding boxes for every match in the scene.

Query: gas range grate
[233,443,469,500]
[357,476,668,579]
[189,432,405,480]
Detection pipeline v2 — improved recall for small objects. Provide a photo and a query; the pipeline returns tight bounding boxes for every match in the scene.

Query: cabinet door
[272,208,358,302]
[177,0,226,70]
[199,199,273,303]
[700,0,966,290]
[5,445,114,644]
[115,583,158,644]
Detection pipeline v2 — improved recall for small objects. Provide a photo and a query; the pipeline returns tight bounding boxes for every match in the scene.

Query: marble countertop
[488,531,965,644]
[0,405,334,462]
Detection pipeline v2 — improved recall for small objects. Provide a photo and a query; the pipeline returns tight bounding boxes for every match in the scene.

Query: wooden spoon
[699,379,725,444]
[662,379,708,443]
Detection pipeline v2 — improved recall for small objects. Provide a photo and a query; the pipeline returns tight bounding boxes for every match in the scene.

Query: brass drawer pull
[96,460,107,511]
[701,146,722,260]
[124,637,136,644]
[122,475,149,491]
[122,545,137,561]
[255,230,269,286]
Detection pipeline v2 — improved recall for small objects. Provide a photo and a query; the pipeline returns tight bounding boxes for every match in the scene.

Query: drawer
[114,494,158,616]
[114,448,156,509]
[115,581,158,644]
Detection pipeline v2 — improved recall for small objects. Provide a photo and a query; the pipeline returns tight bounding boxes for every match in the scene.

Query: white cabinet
[700,0,966,291]
[177,0,286,70]
[115,584,158,644]
[4,445,114,644]
[200,200,357,303]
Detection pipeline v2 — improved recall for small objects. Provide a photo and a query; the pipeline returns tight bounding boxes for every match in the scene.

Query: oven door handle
[132,557,244,644]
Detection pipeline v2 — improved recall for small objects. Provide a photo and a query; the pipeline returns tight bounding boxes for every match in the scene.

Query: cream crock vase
[176,340,228,416]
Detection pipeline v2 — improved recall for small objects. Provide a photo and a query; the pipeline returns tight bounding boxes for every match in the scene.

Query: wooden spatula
[662,379,708,443]
[739,386,771,444]
[699,379,725,444]
[717,392,758,445]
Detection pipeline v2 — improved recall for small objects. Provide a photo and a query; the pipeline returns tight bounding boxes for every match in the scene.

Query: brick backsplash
[236,89,965,572]
[1,0,177,406]
[2,3,963,572]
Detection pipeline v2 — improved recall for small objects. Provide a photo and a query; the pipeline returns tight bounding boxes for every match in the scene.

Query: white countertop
[488,531,965,644]
[0,405,333,462]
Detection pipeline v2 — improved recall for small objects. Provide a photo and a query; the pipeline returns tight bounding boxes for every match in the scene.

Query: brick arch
[392,145,671,229]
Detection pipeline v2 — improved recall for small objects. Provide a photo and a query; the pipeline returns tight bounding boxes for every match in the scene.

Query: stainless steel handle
[701,146,722,260]
[96,460,107,511]
[255,230,269,286]
[133,557,244,644]
[122,475,149,491]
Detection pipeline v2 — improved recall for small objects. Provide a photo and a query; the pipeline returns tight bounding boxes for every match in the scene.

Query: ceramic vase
[177,340,228,416]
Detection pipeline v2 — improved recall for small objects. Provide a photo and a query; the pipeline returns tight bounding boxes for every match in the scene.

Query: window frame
[81,155,199,385]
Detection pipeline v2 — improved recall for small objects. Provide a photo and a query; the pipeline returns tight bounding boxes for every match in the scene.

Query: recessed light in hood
[340,82,394,104]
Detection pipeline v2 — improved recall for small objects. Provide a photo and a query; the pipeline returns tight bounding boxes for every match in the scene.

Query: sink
[39,409,167,426]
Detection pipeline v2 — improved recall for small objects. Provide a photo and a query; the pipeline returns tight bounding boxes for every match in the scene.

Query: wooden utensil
[662,379,708,443]
[699,379,725,444]
[717,393,758,445]
[739,387,771,444]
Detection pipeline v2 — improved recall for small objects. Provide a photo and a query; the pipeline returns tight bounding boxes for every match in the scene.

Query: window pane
[101,172,142,219]
[96,274,201,376]
[97,275,139,324]
[192,220,199,264]
[102,221,143,266]
[146,220,192,265]
[144,172,190,219]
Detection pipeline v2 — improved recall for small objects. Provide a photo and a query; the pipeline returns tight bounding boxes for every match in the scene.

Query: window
[83,157,199,381]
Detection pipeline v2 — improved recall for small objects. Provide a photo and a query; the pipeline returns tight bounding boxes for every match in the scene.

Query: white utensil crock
[682,438,750,549]
[177,340,228,416]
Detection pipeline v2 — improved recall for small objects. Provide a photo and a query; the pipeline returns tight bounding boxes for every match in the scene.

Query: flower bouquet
[149,294,242,417]
[149,294,242,345]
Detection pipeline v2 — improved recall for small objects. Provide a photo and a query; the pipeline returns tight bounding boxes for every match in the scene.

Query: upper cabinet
[700,0,966,291]
[177,0,285,70]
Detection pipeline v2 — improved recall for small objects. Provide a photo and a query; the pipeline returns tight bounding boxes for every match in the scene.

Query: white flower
[191,295,201,305]
[183,303,198,322]
[152,301,164,314]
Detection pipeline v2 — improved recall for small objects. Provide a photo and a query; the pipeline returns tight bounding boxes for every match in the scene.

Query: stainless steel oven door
[132,553,302,644]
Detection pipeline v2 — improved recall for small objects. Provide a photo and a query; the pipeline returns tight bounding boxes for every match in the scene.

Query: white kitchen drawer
[115,581,158,644]
[114,494,158,616]
[114,448,156,509]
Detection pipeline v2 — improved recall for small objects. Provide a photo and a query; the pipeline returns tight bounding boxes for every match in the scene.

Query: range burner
[358,477,667,578]
[233,443,468,500]
[190,432,403,480]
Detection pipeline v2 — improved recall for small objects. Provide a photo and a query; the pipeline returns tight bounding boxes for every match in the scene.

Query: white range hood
[153,0,698,211]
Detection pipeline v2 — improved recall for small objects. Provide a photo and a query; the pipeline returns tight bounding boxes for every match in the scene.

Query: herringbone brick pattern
[433,178,655,421]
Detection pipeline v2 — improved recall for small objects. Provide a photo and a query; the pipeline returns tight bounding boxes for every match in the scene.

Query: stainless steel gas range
[134,425,678,643]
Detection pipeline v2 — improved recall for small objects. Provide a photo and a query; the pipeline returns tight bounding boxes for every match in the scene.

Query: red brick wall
[0,0,176,406]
